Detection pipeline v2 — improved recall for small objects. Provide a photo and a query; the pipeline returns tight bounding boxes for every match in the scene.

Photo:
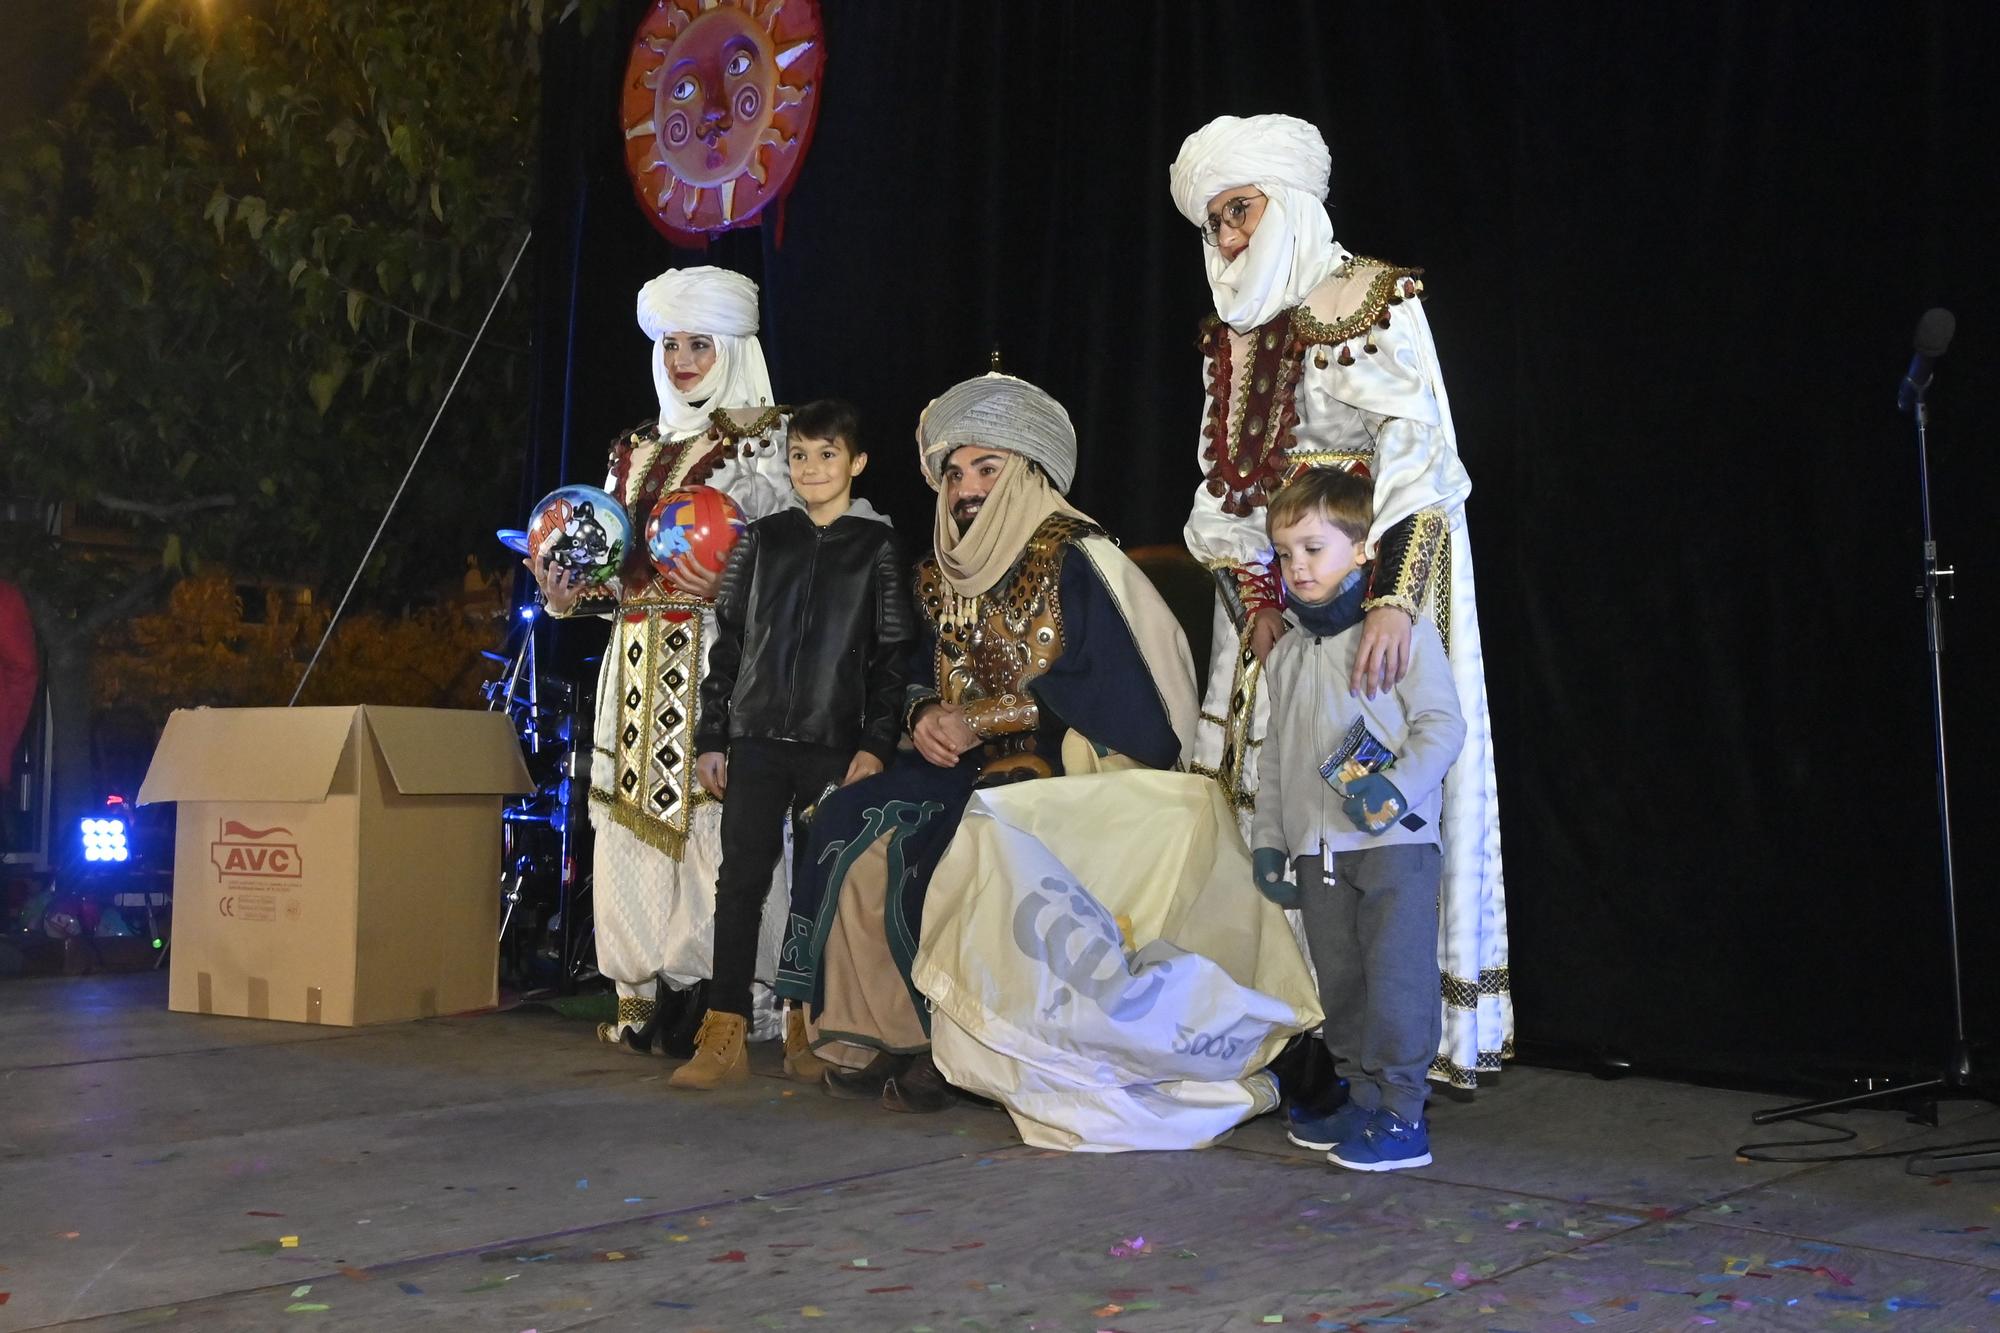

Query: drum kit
[480,561,592,993]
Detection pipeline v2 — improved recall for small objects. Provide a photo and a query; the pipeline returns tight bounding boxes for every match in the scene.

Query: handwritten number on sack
[1172,1023,1244,1061]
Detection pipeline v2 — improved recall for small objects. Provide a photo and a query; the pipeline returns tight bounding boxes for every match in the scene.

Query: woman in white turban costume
[1169,114,1509,1090]
[528,265,795,1055]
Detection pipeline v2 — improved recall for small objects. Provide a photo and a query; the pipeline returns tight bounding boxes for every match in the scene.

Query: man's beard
[951,496,984,534]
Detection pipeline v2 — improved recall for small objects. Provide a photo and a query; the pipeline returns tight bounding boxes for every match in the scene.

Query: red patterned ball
[646,485,747,578]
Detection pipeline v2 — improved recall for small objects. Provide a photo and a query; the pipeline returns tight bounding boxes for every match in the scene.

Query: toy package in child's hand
[1321,719,1429,833]
[1320,717,1397,786]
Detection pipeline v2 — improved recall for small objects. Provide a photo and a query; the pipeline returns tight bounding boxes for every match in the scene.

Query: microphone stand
[1751,384,1978,1129]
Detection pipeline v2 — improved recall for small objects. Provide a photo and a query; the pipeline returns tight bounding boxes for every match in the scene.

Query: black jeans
[710,737,854,1018]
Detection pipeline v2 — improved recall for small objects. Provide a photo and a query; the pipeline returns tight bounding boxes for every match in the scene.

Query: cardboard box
[137,706,533,1025]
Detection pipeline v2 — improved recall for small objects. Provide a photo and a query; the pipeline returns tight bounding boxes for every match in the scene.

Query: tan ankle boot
[667,1010,749,1090]
[783,1005,830,1083]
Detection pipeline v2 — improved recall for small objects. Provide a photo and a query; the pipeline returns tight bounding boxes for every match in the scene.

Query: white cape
[912,765,1321,1152]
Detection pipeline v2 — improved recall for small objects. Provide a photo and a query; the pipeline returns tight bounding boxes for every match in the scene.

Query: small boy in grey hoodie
[1251,467,1466,1172]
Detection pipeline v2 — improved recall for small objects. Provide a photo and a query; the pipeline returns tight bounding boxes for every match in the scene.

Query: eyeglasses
[1201,191,1266,246]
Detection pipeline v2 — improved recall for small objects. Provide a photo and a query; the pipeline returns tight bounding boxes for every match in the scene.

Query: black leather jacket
[696,507,913,760]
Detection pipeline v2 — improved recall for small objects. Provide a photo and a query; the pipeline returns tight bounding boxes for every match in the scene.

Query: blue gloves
[1252,847,1297,907]
[1340,773,1408,835]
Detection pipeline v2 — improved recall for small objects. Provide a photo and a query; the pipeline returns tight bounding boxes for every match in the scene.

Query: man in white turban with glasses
[527,264,795,1062]
[777,373,1201,1115]
[1169,114,1509,1100]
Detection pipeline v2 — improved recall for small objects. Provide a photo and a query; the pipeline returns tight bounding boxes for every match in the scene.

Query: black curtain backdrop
[527,2,1999,1093]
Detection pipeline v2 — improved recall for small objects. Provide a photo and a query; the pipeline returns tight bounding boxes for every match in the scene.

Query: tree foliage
[95,570,503,722]
[0,0,554,613]
[0,0,630,835]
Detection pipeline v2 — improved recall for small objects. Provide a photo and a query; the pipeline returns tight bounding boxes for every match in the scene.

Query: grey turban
[916,373,1077,494]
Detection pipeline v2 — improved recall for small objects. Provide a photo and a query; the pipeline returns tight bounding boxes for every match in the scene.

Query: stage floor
[2,974,1996,1330]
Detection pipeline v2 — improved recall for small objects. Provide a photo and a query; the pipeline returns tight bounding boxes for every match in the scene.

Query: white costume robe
[1183,255,1509,1088]
[584,411,795,1040]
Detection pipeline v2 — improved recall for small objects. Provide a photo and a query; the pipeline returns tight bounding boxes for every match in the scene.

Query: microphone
[1897,307,1956,413]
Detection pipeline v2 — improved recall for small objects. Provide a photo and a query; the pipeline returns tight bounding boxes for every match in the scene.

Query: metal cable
[287,229,533,705]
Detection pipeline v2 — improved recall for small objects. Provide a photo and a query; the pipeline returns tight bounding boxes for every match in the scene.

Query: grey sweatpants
[1295,843,1443,1123]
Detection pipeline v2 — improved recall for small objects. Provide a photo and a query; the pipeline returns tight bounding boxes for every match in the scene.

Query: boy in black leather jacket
[678,399,914,1089]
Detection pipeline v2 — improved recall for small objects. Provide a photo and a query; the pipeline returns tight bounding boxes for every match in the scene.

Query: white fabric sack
[912,769,1321,1152]
[938,1038,1280,1153]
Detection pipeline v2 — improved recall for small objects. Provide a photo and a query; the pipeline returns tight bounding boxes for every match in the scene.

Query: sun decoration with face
[621,0,824,249]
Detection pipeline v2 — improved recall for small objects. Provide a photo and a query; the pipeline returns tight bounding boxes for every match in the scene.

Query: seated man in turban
[778,373,1200,1113]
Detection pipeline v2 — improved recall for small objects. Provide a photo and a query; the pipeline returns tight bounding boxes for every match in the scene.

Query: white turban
[916,373,1077,494]
[1168,114,1345,333]
[634,265,774,433]
[636,265,759,338]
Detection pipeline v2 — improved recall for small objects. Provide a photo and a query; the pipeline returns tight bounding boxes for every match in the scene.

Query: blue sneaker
[1285,1100,1372,1152]
[1327,1109,1431,1171]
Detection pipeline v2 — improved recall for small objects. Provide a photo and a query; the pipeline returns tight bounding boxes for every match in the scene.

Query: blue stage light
[79,815,130,864]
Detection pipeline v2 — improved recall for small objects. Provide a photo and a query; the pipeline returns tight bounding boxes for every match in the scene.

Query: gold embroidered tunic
[908,514,1104,781]
[583,408,790,856]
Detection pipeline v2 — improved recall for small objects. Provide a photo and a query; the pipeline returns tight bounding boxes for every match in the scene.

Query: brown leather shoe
[882,1051,955,1114]
[783,1006,831,1083]
[822,1050,907,1100]
[667,1010,749,1090]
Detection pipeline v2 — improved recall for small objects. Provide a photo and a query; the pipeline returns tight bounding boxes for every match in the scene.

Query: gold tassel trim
[590,787,692,860]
